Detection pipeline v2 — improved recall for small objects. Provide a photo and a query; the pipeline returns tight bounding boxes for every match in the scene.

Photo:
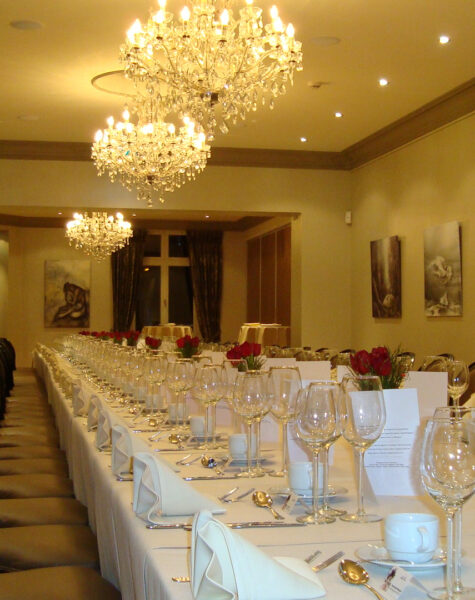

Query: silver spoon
[252,491,284,520]
[338,559,385,600]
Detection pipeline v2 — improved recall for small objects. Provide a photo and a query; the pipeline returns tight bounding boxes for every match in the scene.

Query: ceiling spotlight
[379,78,389,87]
[439,35,451,45]
[205,215,210,219]
[300,137,307,142]
[132,213,136,217]
[57,212,62,215]
[335,112,343,118]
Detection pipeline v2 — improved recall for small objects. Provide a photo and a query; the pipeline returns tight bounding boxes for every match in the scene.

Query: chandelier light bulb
[181,6,191,21]
[94,130,103,142]
[107,116,114,127]
[158,0,167,7]
[122,109,130,121]
[127,19,142,43]
[220,9,230,26]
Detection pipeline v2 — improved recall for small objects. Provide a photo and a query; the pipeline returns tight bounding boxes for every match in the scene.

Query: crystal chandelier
[65,212,133,260]
[120,0,302,136]
[91,104,210,206]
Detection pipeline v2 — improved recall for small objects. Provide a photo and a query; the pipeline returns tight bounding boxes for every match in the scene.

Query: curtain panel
[111,230,147,331]
[186,230,223,342]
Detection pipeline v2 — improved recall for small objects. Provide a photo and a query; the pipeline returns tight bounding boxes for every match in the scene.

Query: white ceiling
[1,0,474,153]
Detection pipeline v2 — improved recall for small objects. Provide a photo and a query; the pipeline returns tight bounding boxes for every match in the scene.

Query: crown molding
[343,78,475,168]
[0,78,472,169]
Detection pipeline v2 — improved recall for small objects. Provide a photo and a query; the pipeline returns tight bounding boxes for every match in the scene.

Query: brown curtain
[186,230,223,342]
[111,229,146,331]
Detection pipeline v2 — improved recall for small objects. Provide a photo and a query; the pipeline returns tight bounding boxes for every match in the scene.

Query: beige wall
[221,232,247,343]
[5,227,112,367]
[0,232,8,337]
[350,115,475,364]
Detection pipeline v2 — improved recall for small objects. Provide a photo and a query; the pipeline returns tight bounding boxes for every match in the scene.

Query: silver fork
[223,488,255,503]
[176,455,201,466]
[312,551,345,573]
[218,486,239,502]
[304,549,322,564]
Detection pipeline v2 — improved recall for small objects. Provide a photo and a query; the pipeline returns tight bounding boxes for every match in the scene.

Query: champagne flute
[340,375,386,523]
[421,416,474,599]
[232,371,270,478]
[268,366,302,477]
[295,381,339,524]
[447,360,469,407]
[433,407,475,598]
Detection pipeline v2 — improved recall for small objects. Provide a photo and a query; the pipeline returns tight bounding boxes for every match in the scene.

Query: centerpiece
[176,334,200,358]
[350,346,407,389]
[226,342,265,371]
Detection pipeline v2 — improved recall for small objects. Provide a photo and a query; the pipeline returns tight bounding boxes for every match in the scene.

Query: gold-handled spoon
[201,455,230,476]
[338,559,385,600]
[252,491,284,520]
[169,433,189,449]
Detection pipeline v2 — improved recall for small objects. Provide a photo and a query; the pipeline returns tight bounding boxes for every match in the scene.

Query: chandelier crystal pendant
[65,212,133,260]
[120,0,302,136]
[92,105,210,206]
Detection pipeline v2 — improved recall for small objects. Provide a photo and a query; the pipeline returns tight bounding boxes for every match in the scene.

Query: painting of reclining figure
[44,260,90,328]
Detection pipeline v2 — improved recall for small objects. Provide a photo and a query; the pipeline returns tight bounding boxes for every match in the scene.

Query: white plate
[355,544,446,570]
[268,485,348,499]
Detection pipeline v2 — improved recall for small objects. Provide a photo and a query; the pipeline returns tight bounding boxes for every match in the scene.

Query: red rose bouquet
[145,336,162,350]
[176,335,200,358]
[226,341,265,371]
[350,346,406,389]
[122,330,140,347]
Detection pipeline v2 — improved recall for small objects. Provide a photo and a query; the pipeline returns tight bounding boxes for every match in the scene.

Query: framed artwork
[370,235,402,318]
[44,260,90,328]
[424,221,462,316]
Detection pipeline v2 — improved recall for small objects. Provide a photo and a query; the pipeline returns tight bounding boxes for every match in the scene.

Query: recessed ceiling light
[205,215,210,219]
[57,212,62,215]
[311,36,340,47]
[132,213,136,217]
[10,20,42,30]
[379,78,389,87]
[335,112,343,118]
[17,114,39,121]
[300,137,307,143]
[439,34,451,45]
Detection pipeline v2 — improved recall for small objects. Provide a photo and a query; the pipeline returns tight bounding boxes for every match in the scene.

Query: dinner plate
[268,485,348,500]
[355,544,446,570]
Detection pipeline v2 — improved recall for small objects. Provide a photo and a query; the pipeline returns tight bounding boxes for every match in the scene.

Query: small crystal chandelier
[91,105,210,206]
[65,212,133,260]
[120,0,302,136]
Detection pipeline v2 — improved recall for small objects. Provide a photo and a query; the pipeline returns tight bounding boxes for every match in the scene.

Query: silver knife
[147,521,307,530]
[147,522,190,529]
[183,475,239,481]
[312,551,345,572]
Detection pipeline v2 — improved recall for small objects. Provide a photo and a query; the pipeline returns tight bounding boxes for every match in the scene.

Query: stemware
[339,375,386,523]
[268,366,302,477]
[420,355,448,372]
[294,382,339,524]
[193,364,224,449]
[421,415,474,599]
[432,407,475,598]
[447,360,469,407]
[166,359,195,428]
[232,371,270,478]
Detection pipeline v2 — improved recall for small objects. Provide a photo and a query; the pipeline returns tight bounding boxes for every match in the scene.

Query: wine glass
[193,364,224,449]
[447,360,469,407]
[232,371,270,478]
[421,416,475,599]
[268,366,302,477]
[339,375,386,523]
[294,381,339,524]
[166,359,195,428]
[432,407,475,598]
[420,355,448,372]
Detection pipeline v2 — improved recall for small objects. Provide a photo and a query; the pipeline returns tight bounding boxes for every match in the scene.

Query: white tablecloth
[34,348,475,600]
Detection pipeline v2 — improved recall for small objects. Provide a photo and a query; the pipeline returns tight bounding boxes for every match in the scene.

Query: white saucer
[268,485,348,499]
[355,543,446,570]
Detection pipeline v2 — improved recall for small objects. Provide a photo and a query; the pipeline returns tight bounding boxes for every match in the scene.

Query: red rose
[350,350,371,374]
[369,347,391,376]
[176,336,186,348]
[251,343,261,357]
[239,341,253,357]
[226,346,243,360]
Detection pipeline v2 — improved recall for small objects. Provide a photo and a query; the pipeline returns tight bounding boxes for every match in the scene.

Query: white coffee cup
[385,513,439,563]
[229,433,256,460]
[288,461,323,495]
[190,415,213,438]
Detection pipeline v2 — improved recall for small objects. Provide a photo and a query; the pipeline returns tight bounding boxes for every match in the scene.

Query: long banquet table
[33,347,475,600]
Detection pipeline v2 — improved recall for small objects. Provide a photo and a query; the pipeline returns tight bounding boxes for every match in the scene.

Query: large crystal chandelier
[120,0,302,136]
[65,212,133,260]
[92,104,210,206]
